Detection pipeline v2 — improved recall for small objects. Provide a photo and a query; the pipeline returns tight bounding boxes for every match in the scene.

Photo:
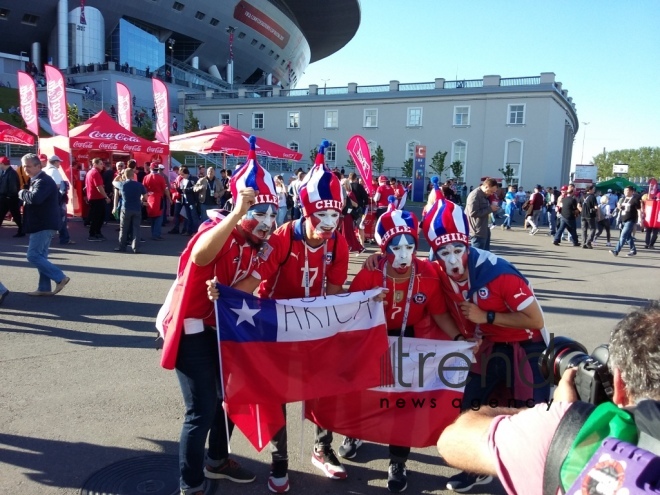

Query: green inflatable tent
[595,177,637,193]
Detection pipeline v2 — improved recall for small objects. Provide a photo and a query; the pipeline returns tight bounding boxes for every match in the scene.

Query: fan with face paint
[435,241,468,281]
[375,196,420,273]
[240,203,278,245]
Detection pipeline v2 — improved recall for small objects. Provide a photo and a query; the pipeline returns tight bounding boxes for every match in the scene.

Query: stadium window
[288,141,299,152]
[209,18,219,26]
[194,11,205,20]
[507,104,526,125]
[172,2,184,11]
[0,8,10,20]
[21,13,39,25]
[237,32,246,39]
[364,109,378,128]
[325,110,338,129]
[326,141,337,162]
[454,106,470,126]
[407,107,422,127]
[287,111,300,129]
[252,112,264,130]
[452,140,467,167]
[219,113,229,125]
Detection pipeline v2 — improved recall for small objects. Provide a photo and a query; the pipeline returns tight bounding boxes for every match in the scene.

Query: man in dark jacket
[579,184,598,248]
[18,154,70,296]
[0,156,24,237]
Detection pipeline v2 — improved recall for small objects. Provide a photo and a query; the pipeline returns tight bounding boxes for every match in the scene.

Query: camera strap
[542,401,595,495]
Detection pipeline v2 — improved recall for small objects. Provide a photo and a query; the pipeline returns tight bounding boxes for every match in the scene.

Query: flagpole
[214,281,232,454]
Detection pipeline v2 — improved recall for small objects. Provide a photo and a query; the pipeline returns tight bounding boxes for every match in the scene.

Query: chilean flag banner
[306,336,475,448]
[215,285,389,405]
[116,82,132,131]
[347,135,374,195]
[18,71,39,137]
[44,65,69,137]
[152,78,169,144]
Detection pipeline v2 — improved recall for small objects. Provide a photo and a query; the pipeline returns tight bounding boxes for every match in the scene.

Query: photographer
[437,301,660,495]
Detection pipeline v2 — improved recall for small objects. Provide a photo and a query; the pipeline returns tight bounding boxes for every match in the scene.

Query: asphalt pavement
[0,210,658,495]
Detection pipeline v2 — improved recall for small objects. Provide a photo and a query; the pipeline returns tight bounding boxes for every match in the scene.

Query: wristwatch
[486,311,496,325]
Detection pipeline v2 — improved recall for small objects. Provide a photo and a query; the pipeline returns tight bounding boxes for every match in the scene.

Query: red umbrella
[0,120,35,146]
[169,125,302,160]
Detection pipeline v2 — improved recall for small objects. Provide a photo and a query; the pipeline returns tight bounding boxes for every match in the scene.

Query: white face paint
[241,204,277,244]
[436,242,468,281]
[311,209,341,239]
[387,234,415,274]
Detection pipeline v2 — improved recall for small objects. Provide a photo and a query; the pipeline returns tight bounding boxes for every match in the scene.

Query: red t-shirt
[433,264,541,342]
[143,172,167,217]
[182,220,262,326]
[253,219,349,299]
[350,258,446,336]
[375,184,395,208]
[85,167,105,200]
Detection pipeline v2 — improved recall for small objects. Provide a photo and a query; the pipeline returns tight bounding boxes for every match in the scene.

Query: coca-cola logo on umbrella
[89,131,140,143]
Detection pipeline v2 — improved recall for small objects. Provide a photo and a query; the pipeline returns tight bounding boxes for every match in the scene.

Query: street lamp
[580,121,590,164]
[168,38,175,84]
[101,77,108,111]
[236,112,243,129]
[19,51,27,69]
[226,26,236,91]
[321,78,330,95]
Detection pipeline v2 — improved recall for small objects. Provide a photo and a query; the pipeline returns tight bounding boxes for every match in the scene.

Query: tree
[402,158,413,179]
[184,109,199,133]
[371,145,385,174]
[133,118,155,140]
[346,157,356,169]
[498,163,516,186]
[67,104,80,130]
[450,160,463,181]
[429,151,448,178]
[593,147,660,180]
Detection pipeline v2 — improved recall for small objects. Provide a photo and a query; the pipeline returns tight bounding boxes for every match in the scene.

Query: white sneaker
[606,242,612,247]
[531,227,539,235]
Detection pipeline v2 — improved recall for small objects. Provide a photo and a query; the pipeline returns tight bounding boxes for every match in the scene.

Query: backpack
[543,400,660,495]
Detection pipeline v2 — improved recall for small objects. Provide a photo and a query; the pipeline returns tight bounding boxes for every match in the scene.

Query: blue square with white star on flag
[216,284,278,342]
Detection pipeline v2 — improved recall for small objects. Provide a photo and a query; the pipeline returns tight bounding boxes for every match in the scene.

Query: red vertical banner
[18,71,39,137]
[44,64,69,137]
[116,82,132,132]
[346,135,374,195]
[152,78,169,144]
[80,0,87,24]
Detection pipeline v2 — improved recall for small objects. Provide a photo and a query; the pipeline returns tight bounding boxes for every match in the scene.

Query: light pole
[236,112,243,129]
[168,38,175,84]
[226,26,236,91]
[19,51,27,70]
[580,121,590,164]
[101,78,108,111]
[321,78,330,95]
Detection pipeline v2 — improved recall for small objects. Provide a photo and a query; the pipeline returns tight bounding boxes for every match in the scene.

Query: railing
[500,76,541,86]
[281,89,309,96]
[399,82,434,91]
[444,79,483,89]
[356,85,389,93]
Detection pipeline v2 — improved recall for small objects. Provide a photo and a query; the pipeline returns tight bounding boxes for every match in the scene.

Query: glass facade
[110,19,164,71]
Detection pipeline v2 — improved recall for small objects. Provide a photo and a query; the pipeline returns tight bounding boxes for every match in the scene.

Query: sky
[297,0,660,169]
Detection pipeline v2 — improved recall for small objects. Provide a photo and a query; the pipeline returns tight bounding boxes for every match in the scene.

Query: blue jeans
[59,205,71,244]
[614,220,636,254]
[462,340,550,410]
[554,217,579,245]
[182,203,200,234]
[470,230,491,251]
[276,206,287,227]
[502,213,512,229]
[176,329,234,493]
[27,230,66,292]
[150,215,163,238]
[547,209,557,235]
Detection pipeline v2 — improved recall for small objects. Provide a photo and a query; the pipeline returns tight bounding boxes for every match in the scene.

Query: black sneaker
[311,446,347,479]
[387,462,407,493]
[203,458,256,483]
[268,460,289,493]
[338,437,363,459]
[627,251,637,257]
[446,471,493,492]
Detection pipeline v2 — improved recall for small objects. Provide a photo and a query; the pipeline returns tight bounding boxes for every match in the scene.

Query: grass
[0,87,51,138]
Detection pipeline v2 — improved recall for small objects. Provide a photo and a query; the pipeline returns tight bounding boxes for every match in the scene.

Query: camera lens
[538,336,589,385]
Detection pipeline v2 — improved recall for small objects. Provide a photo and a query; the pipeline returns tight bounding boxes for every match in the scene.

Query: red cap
[39,153,48,160]
[0,156,10,165]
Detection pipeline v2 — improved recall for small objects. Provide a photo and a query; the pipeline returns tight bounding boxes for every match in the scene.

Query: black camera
[538,336,614,405]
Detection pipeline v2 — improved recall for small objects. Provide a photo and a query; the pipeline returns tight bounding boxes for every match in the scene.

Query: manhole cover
[80,454,179,495]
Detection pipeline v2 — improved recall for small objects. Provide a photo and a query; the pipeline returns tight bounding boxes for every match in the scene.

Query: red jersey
[253,218,349,299]
[143,172,167,217]
[350,258,446,336]
[85,167,105,200]
[434,262,541,342]
[375,184,395,208]
[394,184,406,199]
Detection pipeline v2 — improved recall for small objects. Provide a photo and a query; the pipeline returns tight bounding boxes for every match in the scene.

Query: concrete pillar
[191,56,199,69]
[389,80,399,91]
[31,42,41,71]
[205,90,213,99]
[309,84,318,95]
[540,72,556,84]
[209,65,222,80]
[58,0,68,69]
[483,75,500,86]
[238,88,246,98]
[348,82,358,93]
[272,87,281,96]
[435,78,445,89]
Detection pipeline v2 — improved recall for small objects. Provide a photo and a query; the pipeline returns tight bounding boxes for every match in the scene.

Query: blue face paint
[240,203,278,245]
[386,233,416,273]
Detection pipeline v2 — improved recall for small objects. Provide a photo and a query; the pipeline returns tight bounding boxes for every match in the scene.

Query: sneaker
[311,446,347,479]
[606,242,612,247]
[446,471,493,492]
[552,241,560,246]
[530,227,539,235]
[610,250,618,257]
[87,236,102,242]
[501,224,505,231]
[627,251,637,257]
[204,458,255,483]
[587,243,593,249]
[387,462,408,493]
[268,460,289,493]
[582,244,588,249]
[52,277,70,295]
[338,437,363,459]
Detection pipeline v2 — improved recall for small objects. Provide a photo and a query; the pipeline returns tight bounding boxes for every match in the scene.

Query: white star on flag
[231,300,260,326]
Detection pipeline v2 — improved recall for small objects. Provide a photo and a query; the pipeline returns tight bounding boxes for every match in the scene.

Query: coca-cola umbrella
[0,120,35,146]
[169,125,302,160]
[68,110,168,155]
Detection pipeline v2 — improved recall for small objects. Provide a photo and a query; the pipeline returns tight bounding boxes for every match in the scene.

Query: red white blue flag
[80,0,86,25]
[306,336,475,448]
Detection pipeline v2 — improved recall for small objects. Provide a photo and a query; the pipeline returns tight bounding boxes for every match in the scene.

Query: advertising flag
[152,78,169,144]
[116,82,132,131]
[347,135,374,195]
[306,336,475,448]
[17,71,39,137]
[44,64,69,137]
[80,0,87,25]
[214,284,389,405]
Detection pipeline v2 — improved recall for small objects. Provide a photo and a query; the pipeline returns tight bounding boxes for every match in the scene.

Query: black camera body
[539,336,614,405]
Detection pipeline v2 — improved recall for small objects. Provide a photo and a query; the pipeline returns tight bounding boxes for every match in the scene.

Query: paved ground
[0,210,658,495]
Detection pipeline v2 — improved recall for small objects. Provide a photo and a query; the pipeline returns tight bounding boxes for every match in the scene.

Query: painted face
[309,209,341,239]
[386,234,416,274]
[240,203,278,245]
[436,242,468,281]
